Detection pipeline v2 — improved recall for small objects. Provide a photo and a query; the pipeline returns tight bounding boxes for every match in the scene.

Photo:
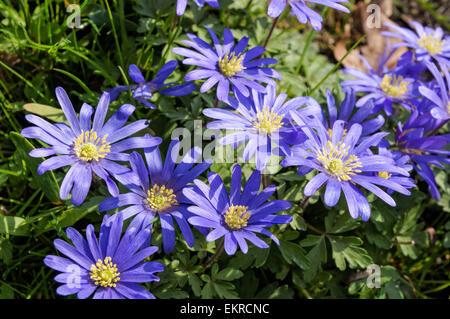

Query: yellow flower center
[316,141,362,181]
[224,205,251,230]
[147,184,178,212]
[74,129,110,162]
[378,171,391,179]
[447,101,450,116]
[90,257,120,288]
[380,75,409,98]
[417,34,445,56]
[218,51,246,77]
[253,106,284,134]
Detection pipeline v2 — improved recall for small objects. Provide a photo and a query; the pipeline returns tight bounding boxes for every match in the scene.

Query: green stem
[104,0,125,69]
[309,34,366,95]
[295,7,327,75]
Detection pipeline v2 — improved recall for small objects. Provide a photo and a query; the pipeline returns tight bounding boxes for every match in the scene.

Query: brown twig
[202,239,225,268]
[263,16,279,49]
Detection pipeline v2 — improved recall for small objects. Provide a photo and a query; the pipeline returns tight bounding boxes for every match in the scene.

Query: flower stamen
[147,184,178,212]
[90,257,120,288]
[378,171,391,179]
[74,129,110,162]
[253,106,284,134]
[316,141,362,181]
[380,75,409,98]
[418,34,445,56]
[224,205,251,230]
[219,50,246,77]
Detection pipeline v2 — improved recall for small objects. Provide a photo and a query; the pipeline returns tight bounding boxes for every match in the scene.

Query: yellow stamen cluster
[218,51,246,77]
[253,106,284,134]
[418,34,445,56]
[327,128,348,139]
[447,101,450,116]
[378,171,392,179]
[380,75,409,98]
[316,141,362,181]
[90,257,120,288]
[74,129,110,162]
[224,205,251,230]
[147,184,178,212]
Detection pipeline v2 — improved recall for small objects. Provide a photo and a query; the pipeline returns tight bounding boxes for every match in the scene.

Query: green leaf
[23,103,66,123]
[216,268,244,281]
[0,215,30,236]
[444,232,450,248]
[256,284,295,299]
[300,235,327,282]
[291,214,307,231]
[10,132,60,202]
[213,281,239,299]
[328,235,373,271]
[325,211,360,234]
[200,281,215,299]
[35,196,103,235]
[278,239,311,270]
[188,274,202,297]
[0,237,13,264]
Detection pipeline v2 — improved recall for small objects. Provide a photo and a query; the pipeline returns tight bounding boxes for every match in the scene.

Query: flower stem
[203,239,225,268]
[300,196,311,211]
[263,16,279,49]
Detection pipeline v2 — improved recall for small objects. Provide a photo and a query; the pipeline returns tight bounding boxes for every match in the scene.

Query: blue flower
[382,21,450,85]
[203,85,321,171]
[281,113,412,221]
[20,87,162,206]
[173,26,281,102]
[267,0,350,31]
[395,114,450,200]
[99,139,211,253]
[176,0,219,16]
[418,61,450,121]
[341,50,421,116]
[322,88,385,137]
[373,147,416,195]
[183,165,292,255]
[109,62,195,109]
[43,213,163,299]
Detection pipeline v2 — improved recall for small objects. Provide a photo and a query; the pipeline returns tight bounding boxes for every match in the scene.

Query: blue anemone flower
[267,0,350,31]
[374,147,416,195]
[382,21,450,85]
[281,113,411,221]
[20,87,162,206]
[183,165,292,255]
[109,62,195,109]
[203,85,321,171]
[173,26,281,102]
[99,139,211,253]
[43,214,163,299]
[341,49,422,116]
[176,0,219,16]
[395,115,450,200]
[323,88,385,137]
[418,61,450,121]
